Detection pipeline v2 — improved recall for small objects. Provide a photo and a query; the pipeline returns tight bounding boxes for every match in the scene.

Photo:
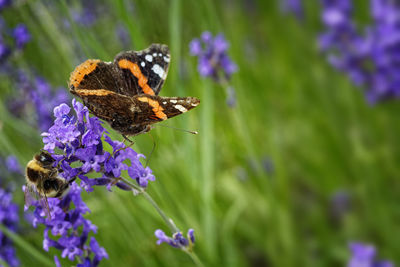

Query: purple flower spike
[12,24,31,49]
[319,0,400,103]
[0,187,20,267]
[190,31,237,81]
[155,228,195,250]
[0,40,10,63]
[348,242,393,267]
[5,156,22,174]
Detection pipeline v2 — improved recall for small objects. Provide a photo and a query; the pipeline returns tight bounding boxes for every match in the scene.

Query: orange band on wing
[69,59,100,88]
[137,96,167,120]
[74,89,114,96]
[118,59,155,95]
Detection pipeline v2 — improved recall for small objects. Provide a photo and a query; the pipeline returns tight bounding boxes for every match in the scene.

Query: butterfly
[69,44,200,138]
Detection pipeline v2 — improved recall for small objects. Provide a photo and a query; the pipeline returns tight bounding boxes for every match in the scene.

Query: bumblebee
[25,150,73,212]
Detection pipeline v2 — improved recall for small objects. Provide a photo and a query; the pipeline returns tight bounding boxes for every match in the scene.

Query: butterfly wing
[69,59,125,95]
[114,44,170,96]
[132,95,200,123]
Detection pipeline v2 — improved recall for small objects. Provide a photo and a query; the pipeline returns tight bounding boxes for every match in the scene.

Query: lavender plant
[348,243,393,267]
[0,156,22,267]
[27,99,200,266]
[190,31,238,107]
[0,188,19,267]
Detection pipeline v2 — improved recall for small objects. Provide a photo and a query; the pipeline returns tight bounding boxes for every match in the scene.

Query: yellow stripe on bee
[74,89,114,96]
[27,160,49,173]
[137,96,167,120]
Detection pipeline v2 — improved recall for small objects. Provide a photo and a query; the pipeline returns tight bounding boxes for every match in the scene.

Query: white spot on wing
[163,101,167,104]
[145,55,153,62]
[141,62,145,67]
[152,64,165,79]
[164,56,170,63]
[174,104,187,113]
[170,99,177,104]
[158,53,162,57]
[153,53,157,57]
[191,102,199,107]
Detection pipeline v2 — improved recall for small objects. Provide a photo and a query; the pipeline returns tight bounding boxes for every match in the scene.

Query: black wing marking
[114,44,170,96]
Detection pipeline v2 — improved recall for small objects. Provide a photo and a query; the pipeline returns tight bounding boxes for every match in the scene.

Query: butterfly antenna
[155,124,198,135]
[145,132,156,167]
[122,134,135,144]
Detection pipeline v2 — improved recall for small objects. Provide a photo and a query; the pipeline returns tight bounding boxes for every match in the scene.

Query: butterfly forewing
[114,43,170,96]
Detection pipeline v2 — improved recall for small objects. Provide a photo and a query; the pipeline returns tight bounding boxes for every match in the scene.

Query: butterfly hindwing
[132,95,200,123]
[114,43,170,96]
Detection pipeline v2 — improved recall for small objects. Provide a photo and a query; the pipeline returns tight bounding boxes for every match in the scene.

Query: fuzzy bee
[25,150,74,215]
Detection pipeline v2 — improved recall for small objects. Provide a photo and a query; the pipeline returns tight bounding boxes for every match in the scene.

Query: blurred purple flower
[319,0,400,103]
[155,228,195,250]
[31,77,70,131]
[12,24,30,49]
[330,190,351,222]
[5,156,22,174]
[0,187,20,267]
[116,24,131,49]
[0,0,11,11]
[190,32,238,80]
[0,40,10,63]
[280,0,304,19]
[70,0,104,27]
[190,31,238,107]
[348,243,393,267]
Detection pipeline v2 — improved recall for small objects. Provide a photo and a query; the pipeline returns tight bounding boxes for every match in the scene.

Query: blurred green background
[1,0,399,266]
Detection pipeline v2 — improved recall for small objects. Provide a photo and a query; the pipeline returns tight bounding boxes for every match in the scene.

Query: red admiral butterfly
[69,44,200,137]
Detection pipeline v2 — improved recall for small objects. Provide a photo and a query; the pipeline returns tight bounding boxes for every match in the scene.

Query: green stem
[0,224,53,267]
[119,177,178,232]
[184,250,205,267]
[119,177,204,266]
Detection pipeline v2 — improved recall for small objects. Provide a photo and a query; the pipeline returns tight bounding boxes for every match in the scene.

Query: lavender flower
[190,32,238,106]
[190,31,237,81]
[0,39,10,63]
[41,99,155,190]
[280,0,304,19]
[319,0,400,103]
[0,0,11,11]
[348,243,393,267]
[5,156,22,174]
[0,187,20,267]
[70,0,104,27]
[155,228,195,251]
[30,182,106,266]
[5,70,70,131]
[12,24,31,49]
[28,99,157,266]
[30,77,70,131]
